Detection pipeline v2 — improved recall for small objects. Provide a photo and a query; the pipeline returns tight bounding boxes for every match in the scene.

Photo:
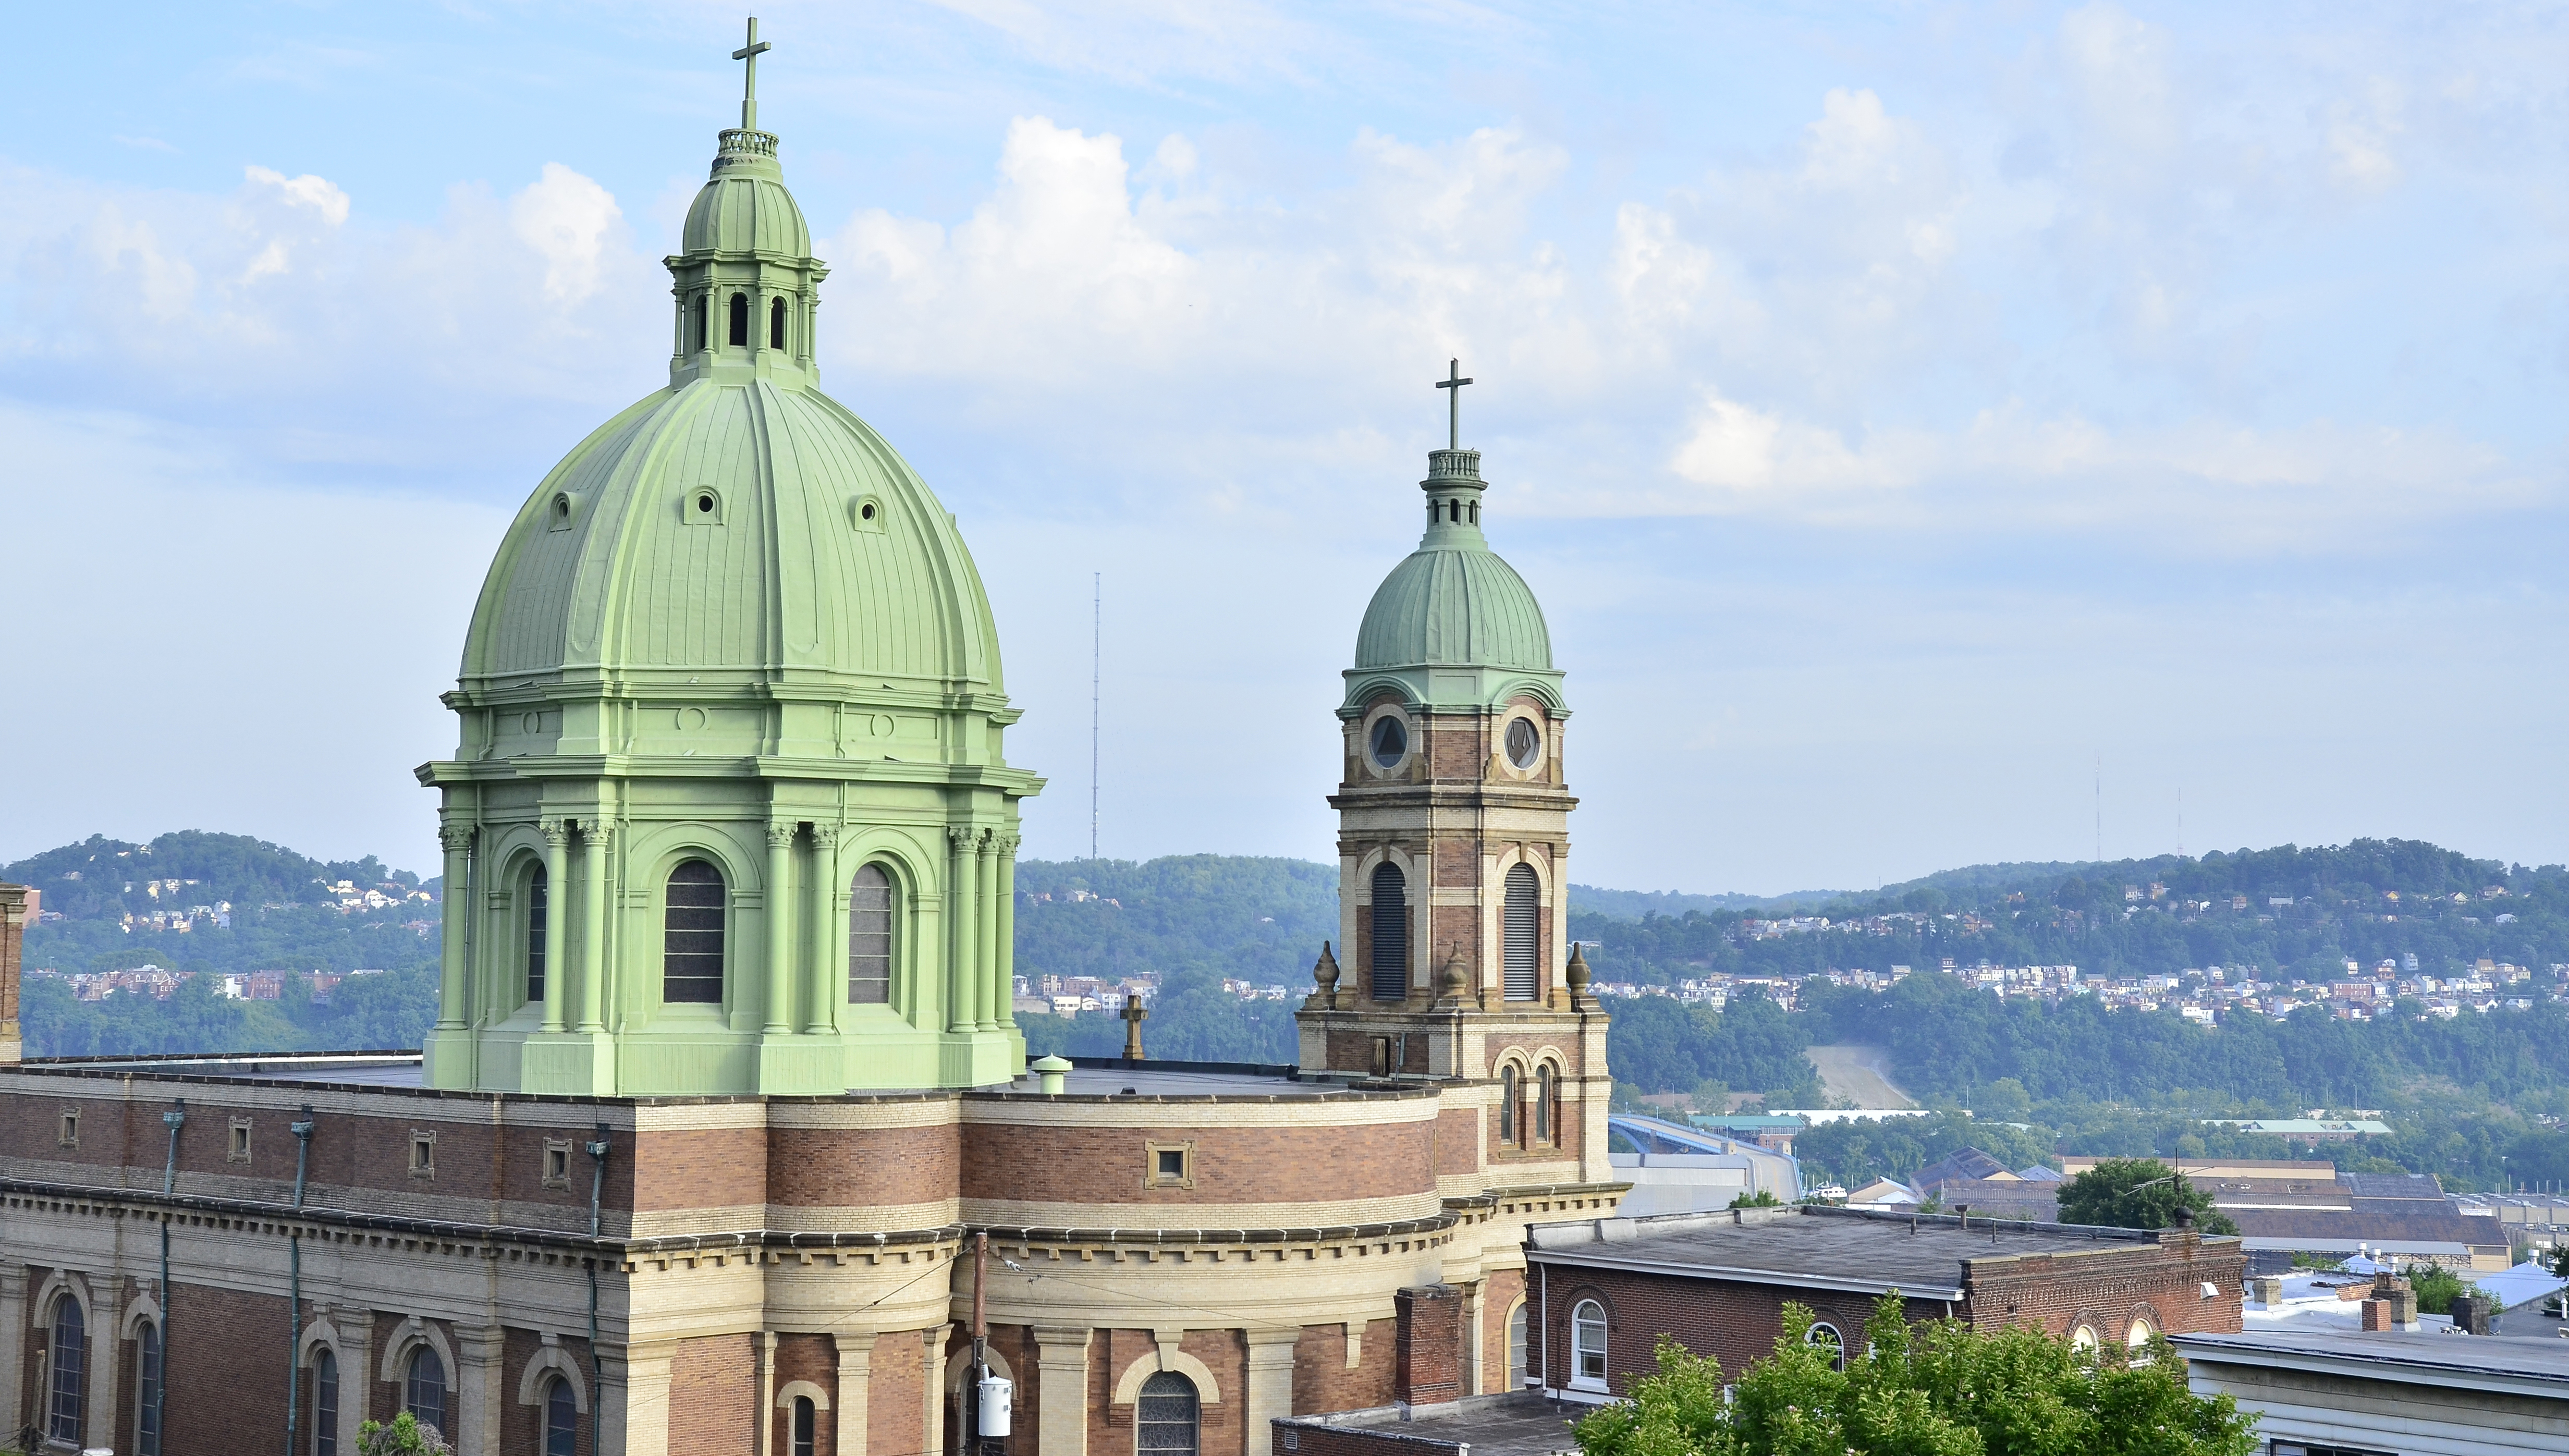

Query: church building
[0,26,1619,1456]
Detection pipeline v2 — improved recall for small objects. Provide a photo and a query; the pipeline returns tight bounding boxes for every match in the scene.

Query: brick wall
[164,1282,299,1456]
[1291,1318,1395,1417]
[1275,1421,1465,1456]
[1536,1267,1927,1396]
[669,1333,759,1453]
[1432,1109,1481,1178]
[1394,1287,1462,1405]
[870,1327,930,1456]
[1479,1268,1526,1394]
[1962,1234,2246,1340]
[962,1121,1434,1207]
[768,1123,959,1209]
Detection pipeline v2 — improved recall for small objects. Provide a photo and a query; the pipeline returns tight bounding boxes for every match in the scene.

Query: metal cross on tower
[1434,357,1473,450]
[733,17,773,132]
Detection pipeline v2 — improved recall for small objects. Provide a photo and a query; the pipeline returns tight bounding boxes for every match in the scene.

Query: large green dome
[1343,447,1565,715]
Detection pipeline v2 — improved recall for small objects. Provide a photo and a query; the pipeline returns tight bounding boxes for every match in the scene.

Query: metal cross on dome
[733,16,773,132]
[1434,358,1473,450]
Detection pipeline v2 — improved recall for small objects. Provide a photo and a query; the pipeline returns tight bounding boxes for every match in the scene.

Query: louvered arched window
[1503,863,1540,1000]
[664,860,727,1004]
[849,863,894,1005]
[1368,862,1408,1000]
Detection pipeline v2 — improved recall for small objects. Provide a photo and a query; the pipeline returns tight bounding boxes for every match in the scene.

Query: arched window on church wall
[312,1348,339,1456]
[405,1347,448,1441]
[544,1376,578,1456]
[1499,1064,1520,1144]
[47,1292,85,1446]
[1137,1371,1201,1456]
[1368,862,1407,1000]
[1502,863,1540,1000]
[664,860,727,1004]
[1537,1063,1557,1144]
[849,863,894,1005]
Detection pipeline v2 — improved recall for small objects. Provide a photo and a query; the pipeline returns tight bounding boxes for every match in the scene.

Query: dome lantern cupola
[420,21,1039,1099]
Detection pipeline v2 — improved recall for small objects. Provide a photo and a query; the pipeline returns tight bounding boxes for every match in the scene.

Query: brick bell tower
[1299,362,1609,1176]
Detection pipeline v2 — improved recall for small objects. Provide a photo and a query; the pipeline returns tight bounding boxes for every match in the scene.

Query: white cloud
[511,162,625,304]
[245,165,351,226]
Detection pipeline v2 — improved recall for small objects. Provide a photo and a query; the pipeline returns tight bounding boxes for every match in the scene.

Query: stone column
[921,1326,954,1456]
[807,826,840,1034]
[578,826,613,1033]
[1243,1329,1299,1456]
[764,822,798,1035]
[757,1331,778,1456]
[974,834,1001,1031]
[1032,1326,1090,1456]
[833,1333,876,1456]
[338,1313,373,1456]
[435,827,474,1030]
[458,1324,506,1456]
[945,831,978,1034]
[613,1340,678,1456]
[0,1266,25,1446]
[541,820,571,1032]
[83,1278,124,1454]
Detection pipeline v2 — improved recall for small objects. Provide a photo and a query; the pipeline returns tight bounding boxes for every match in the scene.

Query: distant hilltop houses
[28,964,387,1003]
[1588,952,2561,1024]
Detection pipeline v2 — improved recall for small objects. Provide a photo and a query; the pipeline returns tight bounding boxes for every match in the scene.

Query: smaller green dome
[681,130,811,258]
[1344,448,1565,715]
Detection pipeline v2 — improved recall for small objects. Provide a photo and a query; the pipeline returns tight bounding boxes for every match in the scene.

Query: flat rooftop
[7,1053,1389,1101]
[2173,1328,2569,1391]
[1279,1392,1585,1456]
[1528,1204,2181,1300]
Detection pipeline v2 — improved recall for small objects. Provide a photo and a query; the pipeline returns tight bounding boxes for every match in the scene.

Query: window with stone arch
[769,296,788,350]
[2069,1324,2100,1357]
[1506,1298,1530,1388]
[1368,861,1408,1000]
[405,1345,448,1439]
[2125,1315,2158,1360]
[544,1375,578,1456]
[728,291,750,347]
[1498,1062,1522,1144]
[664,859,727,1004]
[791,1394,816,1456]
[1502,862,1540,1000]
[312,1347,339,1456]
[136,1317,164,1456]
[1536,1061,1558,1144]
[46,1290,85,1445]
[1136,1370,1200,1456]
[523,860,549,1007]
[1570,1299,1609,1390]
[849,862,896,1005]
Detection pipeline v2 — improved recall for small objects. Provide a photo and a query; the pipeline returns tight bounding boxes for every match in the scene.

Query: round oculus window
[1369,715,1408,769]
[1506,716,1542,769]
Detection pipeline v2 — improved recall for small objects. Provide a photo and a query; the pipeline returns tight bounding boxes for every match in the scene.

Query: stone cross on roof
[732,16,773,132]
[1120,994,1149,1061]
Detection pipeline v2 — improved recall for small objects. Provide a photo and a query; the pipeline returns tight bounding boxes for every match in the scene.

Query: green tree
[1729,1189,1784,1210]
[2400,1263,2478,1316]
[2058,1158,2240,1235]
[1574,1294,2259,1456]
[357,1413,455,1456]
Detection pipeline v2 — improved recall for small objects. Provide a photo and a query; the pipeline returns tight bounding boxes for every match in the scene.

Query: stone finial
[1437,946,1471,1003]
[1312,940,1341,1008]
[1565,941,1593,1002]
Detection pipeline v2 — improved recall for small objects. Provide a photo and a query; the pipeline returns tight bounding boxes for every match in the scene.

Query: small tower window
[1368,715,1407,769]
[1507,716,1543,770]
[1499,1063,1520,1144]
[770,296,788,350]
[849,863,894,1005]
[1368,862,1408,1000]
[690,294,707,352]
[1469,500,1478,523]
[728,291,749,347]
[1537,1062,1557,1143]
[665,859,727,1003]
[525,863,548,1006]
[1449,498,1462,523]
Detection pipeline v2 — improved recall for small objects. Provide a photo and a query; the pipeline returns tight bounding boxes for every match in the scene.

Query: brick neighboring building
[1523,1204,2245,1400]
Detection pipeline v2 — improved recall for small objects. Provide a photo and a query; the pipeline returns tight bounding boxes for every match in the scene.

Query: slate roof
[1911,1147,2014,1190]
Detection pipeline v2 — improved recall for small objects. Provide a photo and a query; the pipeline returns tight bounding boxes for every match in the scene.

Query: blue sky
[7,2,2568,894]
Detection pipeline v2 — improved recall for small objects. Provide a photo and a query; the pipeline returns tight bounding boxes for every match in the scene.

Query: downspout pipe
[287,1108,315,1456]
[586,1123,609,1425]
[160,1099,185,1451]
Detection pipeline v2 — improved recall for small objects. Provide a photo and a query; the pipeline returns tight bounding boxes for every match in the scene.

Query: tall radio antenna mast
[1091,572,1101,862]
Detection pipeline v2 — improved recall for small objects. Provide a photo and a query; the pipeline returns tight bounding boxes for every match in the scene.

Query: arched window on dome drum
[524,863,548,1007]
[1503,863,1540,1000]
[849,863,894,1005]
[1537,1063,1557,1144]
[1498,1064,1520,1144]
[770,295,788,350]
[1368,862,1408,1000]
[47,1292,84,1445]
[728,291,749,347]
[1136,1371,1200,1456]
[664,860,727,1004]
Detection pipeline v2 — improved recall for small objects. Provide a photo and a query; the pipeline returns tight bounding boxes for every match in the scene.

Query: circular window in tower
[1369,715,1409,769]
[1506,716,1543,769]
